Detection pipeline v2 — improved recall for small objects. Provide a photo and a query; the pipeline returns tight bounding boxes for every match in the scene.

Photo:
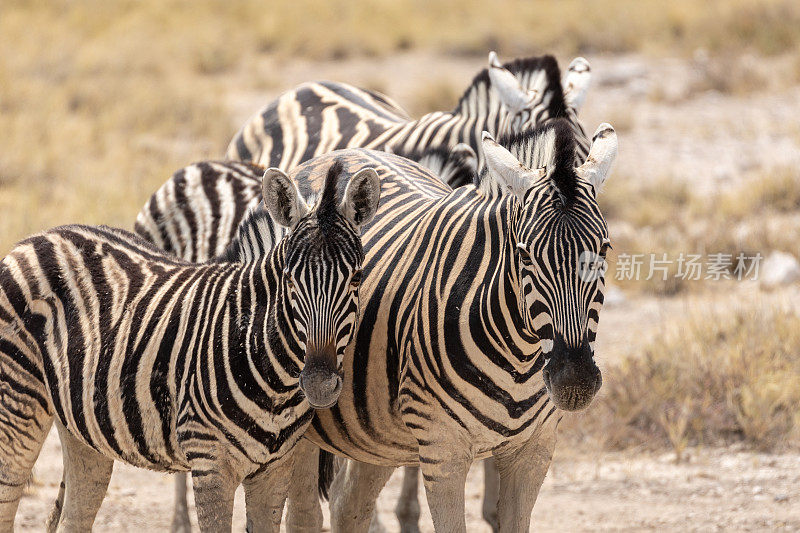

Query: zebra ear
[340,167,381,232]
[481,131,545,200]
[563,57,591,113]
[577,123,617,193]
[262,168,309,228]
[488,51,537,116]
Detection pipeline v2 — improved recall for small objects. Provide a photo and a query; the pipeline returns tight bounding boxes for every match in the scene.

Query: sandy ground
[12,52,800,530]
[16,428,800,531]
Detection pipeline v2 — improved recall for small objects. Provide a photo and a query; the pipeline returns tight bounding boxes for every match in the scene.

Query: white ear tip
[488,51,501,68]
[481,131,495,142]
[568,57,591,73]
[263,167,282,178]
[592,123,616,141]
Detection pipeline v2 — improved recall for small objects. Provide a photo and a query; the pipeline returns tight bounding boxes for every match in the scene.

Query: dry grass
[0,1,237,253]
[1,0,799,255]
[4,0,792,61]
[565,306,800,455]
[718,166,800,217]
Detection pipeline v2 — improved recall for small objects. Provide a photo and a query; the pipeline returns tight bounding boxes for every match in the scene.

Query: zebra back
[224,55,590,187]
[0,158,377,478]
[135,160,264,263]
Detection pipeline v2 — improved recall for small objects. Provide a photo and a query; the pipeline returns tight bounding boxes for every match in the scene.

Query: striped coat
[0,161,380,532]
[275,120,617,531]
[227,54,591,186]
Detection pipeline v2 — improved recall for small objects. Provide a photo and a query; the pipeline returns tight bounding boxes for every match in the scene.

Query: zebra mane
[214,208,283,264]
[216,160,347,264]
[498,118,578,203]
[315,159,344,228]
[405,144,477,189]
[453,55,569,119]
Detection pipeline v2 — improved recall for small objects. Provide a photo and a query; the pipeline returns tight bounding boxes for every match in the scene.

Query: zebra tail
[317,449,335,501]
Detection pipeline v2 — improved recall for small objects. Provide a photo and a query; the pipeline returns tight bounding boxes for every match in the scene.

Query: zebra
[142,53,596,530]
[284,120,617,533]
[226,52,593,186]
[133,149,475,532]
[137,117,618,530]
[0,160,380,532]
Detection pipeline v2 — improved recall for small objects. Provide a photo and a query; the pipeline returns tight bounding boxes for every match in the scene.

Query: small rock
[774,494,789,503]
[760,251,800,288]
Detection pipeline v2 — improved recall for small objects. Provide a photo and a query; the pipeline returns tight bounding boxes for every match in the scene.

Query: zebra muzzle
[541,336,602,411]
[299,360,343,409]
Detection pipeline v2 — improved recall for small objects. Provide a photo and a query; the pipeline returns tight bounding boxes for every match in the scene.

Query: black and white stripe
[227,54,591,182]
[0,160,377,531]
[140,117,617,529]
[292,120,616,531]
[135,54,592,273]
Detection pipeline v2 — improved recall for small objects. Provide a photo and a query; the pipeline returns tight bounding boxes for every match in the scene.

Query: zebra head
[263,160,380,408]
[482,119,617,412]
[488,51,592,140]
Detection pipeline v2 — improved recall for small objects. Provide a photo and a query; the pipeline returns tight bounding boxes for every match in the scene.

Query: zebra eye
[283,270,296,291]
[349,269,363,288]
[599,240,612,258]
[516,243,533,266]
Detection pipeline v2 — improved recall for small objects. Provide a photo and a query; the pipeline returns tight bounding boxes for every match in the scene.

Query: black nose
[542,336,601,411]
[299,346,343,409]
[299,367,343,409]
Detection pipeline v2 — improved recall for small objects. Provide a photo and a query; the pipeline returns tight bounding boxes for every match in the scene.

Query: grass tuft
[564,306,800,454]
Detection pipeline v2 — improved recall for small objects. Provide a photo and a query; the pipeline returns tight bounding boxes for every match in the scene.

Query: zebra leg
[45,477,65,533]
[171,472,192,533]
[285,439,323,533]
[493,426,557,533]
[190,465,239,532]
[393,466,420,533]
[481,458,499,532]
[418,449,472,533]
[0,387,52,532]
[50,420,114,532]
[242,448,294,533]
[328,459,394,533]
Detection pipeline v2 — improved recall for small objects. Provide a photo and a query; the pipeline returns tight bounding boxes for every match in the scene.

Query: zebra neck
[435,188,541,374]
[386,104,502,161]
[229,246,302,397]
[483,194,542,373]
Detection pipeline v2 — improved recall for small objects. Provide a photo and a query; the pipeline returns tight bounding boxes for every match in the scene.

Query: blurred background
[2,0,799,530]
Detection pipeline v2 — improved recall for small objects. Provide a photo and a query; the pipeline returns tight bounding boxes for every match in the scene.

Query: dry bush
[564,306,800,454]
[718,166,800,218]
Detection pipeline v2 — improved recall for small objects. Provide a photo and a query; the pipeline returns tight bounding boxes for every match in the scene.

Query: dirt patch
[18,429,800,531]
